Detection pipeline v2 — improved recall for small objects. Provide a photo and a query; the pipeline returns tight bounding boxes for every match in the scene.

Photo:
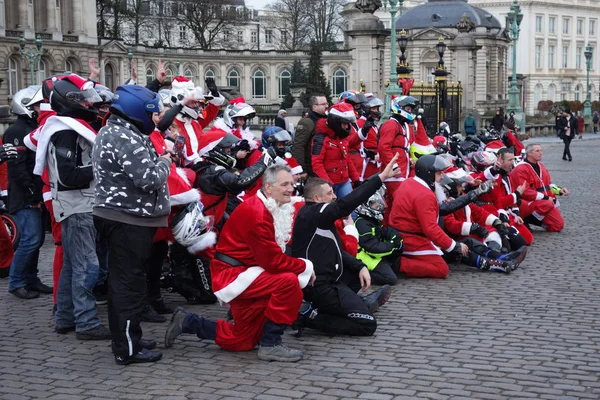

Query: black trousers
[302,270,377,336]
[562,137,572,160]
[147,240,168,302]
[370,256,399,286]
[93,216,156,357]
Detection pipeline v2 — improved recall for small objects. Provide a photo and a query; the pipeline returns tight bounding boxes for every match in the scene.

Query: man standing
[165,165,314,362]
[290,155,401,336]
[4,86,52,300]
[560,110,577,161]
[463,112,477,135]
[93,85,171,365]
[292,95,328,176]
[510,144,567,232]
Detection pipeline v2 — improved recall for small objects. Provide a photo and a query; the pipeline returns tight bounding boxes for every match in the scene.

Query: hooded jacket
[311,118,359,185]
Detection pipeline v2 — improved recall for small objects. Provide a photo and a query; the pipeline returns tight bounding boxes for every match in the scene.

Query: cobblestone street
[1,136,599,400]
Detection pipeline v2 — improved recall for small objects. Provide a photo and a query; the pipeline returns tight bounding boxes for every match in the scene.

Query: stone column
[17,0,30,30]
[72,0,83,34]
[449,34,481,113]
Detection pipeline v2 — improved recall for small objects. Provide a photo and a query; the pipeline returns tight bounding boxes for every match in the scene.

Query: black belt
[215,252,244,267]
[475,201,494,206]
[536,185,551,192]
[349,151,360,155]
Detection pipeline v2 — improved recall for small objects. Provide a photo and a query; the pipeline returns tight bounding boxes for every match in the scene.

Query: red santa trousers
[400,254,449,279]
[519,199,565,232]
[514,222,534,245]
[215,271,303,352]
[45,199,64,305]
[383,181,403,225]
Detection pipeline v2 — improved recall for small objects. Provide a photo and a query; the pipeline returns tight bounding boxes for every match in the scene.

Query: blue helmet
[391,96,417,122]
[262,126,292,157]
[111,85,163,134]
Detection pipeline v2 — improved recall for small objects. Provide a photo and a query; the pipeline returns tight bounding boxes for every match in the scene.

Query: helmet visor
[433,155,451,172]
[66,87,102,107]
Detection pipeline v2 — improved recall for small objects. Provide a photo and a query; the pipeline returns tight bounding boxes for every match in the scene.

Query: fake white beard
[434,182,447,204]
[262,196,295,253]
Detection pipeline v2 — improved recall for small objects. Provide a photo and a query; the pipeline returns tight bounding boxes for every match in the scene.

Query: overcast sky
[246,0,272,9]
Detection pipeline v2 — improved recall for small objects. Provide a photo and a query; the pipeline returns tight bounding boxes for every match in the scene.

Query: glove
[205,77,220,97]
[352,180,363,189]
[391,235,404,252]
[362,117,375,135]
[473,180,494,196]
[469,223,489,238]
[550,184,563,196]
[491,219,503,229]
[450,242,465,258]
[233,139,251,152]
[364,148,377,159]
[0,143,18,163]
[498,213,510,223]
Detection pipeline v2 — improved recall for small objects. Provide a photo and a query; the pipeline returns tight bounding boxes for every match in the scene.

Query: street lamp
[396,29,413,77]
[382,0,405,120]
[433,37,450,128]
[506,0,525,133]
[584,44,593,132]
[127,49,134,78]
[19,35,43,86]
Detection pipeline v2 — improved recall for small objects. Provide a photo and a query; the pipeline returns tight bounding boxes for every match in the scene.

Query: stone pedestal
[288,84,306,117]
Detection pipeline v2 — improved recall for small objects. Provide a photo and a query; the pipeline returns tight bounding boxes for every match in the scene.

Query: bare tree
[97,0,129,42]
[305,0,346,48]
[122,0,152,45]
[265,0,310,51]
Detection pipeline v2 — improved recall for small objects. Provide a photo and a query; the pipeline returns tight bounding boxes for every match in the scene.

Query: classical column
[17,0,30,29]
[72,0,83,34]
[46,0,57,32]
[448,16,481,113]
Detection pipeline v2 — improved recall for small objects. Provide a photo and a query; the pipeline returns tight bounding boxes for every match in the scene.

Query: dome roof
[395,0,501,30]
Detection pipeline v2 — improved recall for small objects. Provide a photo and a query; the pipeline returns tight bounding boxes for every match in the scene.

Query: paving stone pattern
[1,136,599,400]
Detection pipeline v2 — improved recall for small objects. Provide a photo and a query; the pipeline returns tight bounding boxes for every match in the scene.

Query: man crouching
[165,165,315,362]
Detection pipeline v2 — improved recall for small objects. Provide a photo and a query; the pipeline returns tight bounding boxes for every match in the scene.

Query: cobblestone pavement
[1,137,599,400]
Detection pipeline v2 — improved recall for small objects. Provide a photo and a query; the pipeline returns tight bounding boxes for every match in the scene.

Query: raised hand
[89,58,100,81]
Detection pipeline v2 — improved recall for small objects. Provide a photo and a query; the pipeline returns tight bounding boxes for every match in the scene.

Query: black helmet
[262,126,292,157]
[415,155,449,190]
[440,170,467,198]
[50,75,101,122]
[206,132,239,169]
[327,103,356,139]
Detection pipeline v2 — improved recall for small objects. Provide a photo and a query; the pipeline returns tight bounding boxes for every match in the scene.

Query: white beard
[261,196,294,253]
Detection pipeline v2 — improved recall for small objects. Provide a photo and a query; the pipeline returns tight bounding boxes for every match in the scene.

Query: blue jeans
[96,234,109,286]
[8,208,44,291]
[333,180,353,199]
[55,213,101,332]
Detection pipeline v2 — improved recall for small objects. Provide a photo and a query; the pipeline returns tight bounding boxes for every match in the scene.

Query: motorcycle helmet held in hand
[170,201,217,253]
[327,103,356,139]
[206,131,240,169]
[110,85,163,134]
[262,126,292,157]
[391,96,418,122]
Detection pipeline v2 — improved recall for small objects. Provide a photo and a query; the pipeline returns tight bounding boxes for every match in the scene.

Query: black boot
[497,246,527,270]
[150,298,174,315]
[477,257,514,274]
[140,304,167,323]
[361,285,392,313]
[292,301,318,337]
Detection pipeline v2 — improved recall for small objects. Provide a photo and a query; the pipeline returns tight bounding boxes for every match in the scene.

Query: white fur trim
[170,189,201,206]
[1,189,9,197]
[297,258,314,289]
[532,211,545,221]
[484,167,499,181]
[444,241,456,253]
[535,192,544,201]
[209,94,225,106]
[214,266,265,304]
[343,224,359,240]
[175,167,192,186]
[290,165,303,175]
[24,130,38,151]
[511,193,517,204]
[358,127,368,141]
[461,222,472,236]
[186,231,217,254]
[485,214,497,226]
[184,151,201,164]
[42,191,52,202]
[484,231,502,247]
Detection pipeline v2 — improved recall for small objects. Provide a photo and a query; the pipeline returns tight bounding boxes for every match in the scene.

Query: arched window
[227,69,240,88]
[146,67,156,85]
[204,68,216,81]
[534,84,543,107]
[252,69,266,99]
[65,60,73,73]
[36,59,47,85]
[574,84,583,101]
[332,68,347,96]
[278,69,291,98]
[105,63,115,91]
[8,57,20,96]
[165,67,175,84]
[548,84,556,101]
[184,68,195,82]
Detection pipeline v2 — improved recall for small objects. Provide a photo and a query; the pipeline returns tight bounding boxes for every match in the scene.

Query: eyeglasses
[316,103,328,106]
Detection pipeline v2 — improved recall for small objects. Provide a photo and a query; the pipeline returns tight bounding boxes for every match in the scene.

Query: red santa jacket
[378,118,427,181]
[172,103,220,163]
[210,192,313,304]
[389,177,456,256]
[510,161,555,202]
[311,118,360,184]
[443,203,497,239]
[504,130,525,156]
[472,168,520,218]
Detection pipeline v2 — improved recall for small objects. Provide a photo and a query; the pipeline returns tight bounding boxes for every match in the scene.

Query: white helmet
[170,76,205,120]
[170,202,217,254]
[223,102,256,129]
[12,86,42,118]
[158,88,172,106]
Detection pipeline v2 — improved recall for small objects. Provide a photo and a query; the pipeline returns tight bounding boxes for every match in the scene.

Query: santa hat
[485,140,506,153]
[198,128,228,155]
[169,167,201,206]
[285,156,303,175]
[329,102,356,122]
[229,96,246,105]
[171,76,195,90]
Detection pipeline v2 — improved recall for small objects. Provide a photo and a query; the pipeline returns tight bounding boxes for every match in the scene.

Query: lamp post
[584,44,593,132]
[433,37,450,129]
[506,0,525,133]
[127,49,133,79]
[19,35,43,86]
[382,0,405,120]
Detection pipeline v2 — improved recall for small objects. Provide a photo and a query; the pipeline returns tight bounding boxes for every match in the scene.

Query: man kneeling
[165,165,314,362]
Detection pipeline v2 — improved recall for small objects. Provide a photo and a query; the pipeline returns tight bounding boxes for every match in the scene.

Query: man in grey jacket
[92,85,171,365]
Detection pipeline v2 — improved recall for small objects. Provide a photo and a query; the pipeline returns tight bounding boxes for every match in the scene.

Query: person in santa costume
[510,143,568,232]
[389,155,469,278]
[359,94,384,181]
[377,95,430,224]
[165,164,314,362]
[213,97,259,148]
[338,91,374,180]
[470,149,534,247]
[170,76,225,164]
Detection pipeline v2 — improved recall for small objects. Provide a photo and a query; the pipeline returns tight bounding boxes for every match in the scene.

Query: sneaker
[76,324,112,340]
[363,285,393,313]
[29,281,53,294]
[258,344,303,362]
[115,348,162,366]
[150,298,174,315]
[504,246,527,271]
[164,306,187,348]
[140,304,167,323]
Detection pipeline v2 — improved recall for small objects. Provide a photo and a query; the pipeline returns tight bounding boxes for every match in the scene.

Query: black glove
[469,223,489,238]
[205,77,220,97]
[450,242,465,258]
[364,148,377,159]
[498,213,510,223]
[491,219,503,229]
[391,235,404,252]
[233,139,251,152]
[362,118,375,136]
[352,180,363,189]
[0,143,18,163]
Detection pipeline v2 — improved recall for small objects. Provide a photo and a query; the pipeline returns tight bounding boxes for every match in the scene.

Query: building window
[278,69,291,98]
[184,68,195,82]
[265,29,273,44]
[36,59,46,85]
[562,46,569,68]
[561,83,571,92]
[332,68,347,96]
[576,47,583,69]
[252,69,266,98]
[534,84,543,106]
[575,84,582,101]
[577,19,584,35]
[548,45,555,68]
[591,20,596,36]
[563,18,570,34]
[146,68,156,85]
[548,84,556,101]
[204,68,215,81]
[179,26,186,42]
[105,63,114,91]
[535,16,543,33]
[165,67,175,83]
[8,57,19,96]
[549,17,556,34]
[281,30,288,44]
[535,45,542,68]
[227,69,240,88]
[223,31,230,43]
[65,60,73,73]
[251,31,257,43]
[425,66,436,84]
[237,31,243,43]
